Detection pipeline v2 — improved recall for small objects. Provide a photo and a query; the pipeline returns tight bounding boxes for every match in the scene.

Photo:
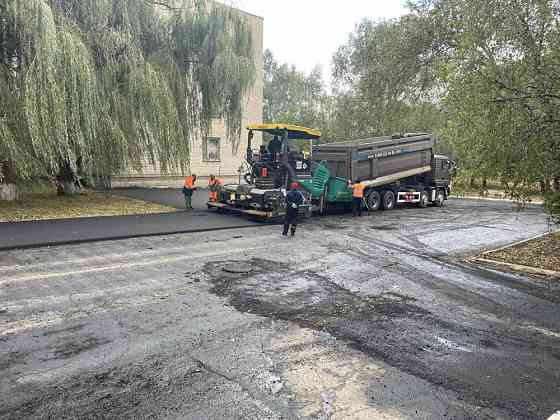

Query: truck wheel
[418,191,429,208]
[433,190,445,207]
[366,191,381,211]
[320,185,329,215]
[382,191,395,210]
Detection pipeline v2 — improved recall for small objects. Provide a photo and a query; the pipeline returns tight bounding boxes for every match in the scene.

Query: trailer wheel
[381,191,395,210]
[366,190,381,212]
[418,191,429,208]
[433,190,445,207]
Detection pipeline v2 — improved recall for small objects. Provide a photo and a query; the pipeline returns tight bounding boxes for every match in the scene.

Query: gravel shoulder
[483,231,560,274]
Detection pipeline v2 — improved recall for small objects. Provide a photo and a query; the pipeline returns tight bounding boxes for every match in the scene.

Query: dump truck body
[299,134,453,212]
[313,133,434,184]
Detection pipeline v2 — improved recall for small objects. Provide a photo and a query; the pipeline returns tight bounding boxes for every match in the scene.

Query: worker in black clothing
[283,182,304,236]
[268,135,282,160]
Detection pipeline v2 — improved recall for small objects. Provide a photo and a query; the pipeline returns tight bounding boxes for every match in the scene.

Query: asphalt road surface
[1,199,559,419]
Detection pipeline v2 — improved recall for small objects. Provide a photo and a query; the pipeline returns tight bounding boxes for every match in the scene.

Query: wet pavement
[0,199,559,419]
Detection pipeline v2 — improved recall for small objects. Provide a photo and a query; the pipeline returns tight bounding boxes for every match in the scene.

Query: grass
[0,190,177,223]
[450,177,544,203]
[485,232,560,273]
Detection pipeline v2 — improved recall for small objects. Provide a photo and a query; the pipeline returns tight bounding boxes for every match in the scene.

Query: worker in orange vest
[182,174,197,210]
[348,180,366,217]
[208,174,222,203]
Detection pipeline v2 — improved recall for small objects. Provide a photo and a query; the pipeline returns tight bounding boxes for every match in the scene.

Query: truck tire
[381,191,395,210]
[320,185,329,215]
[433,189,445,207]
[366,190,381,212]
[418,191,429,208]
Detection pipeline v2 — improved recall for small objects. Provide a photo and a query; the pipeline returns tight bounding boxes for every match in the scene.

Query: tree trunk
[0,183,17,201]
[56,161,81,196]
[0,161,17,201]
[553,177,560,192]
[57,181,81,196]
[539,179,550,194]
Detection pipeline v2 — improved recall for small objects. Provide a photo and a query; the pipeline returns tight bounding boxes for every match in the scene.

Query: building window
[203,137,221,162]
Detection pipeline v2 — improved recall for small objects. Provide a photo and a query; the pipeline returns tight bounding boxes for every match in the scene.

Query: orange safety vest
[208,178,222,191]
[351,183,365,198]
[184,176,195,189]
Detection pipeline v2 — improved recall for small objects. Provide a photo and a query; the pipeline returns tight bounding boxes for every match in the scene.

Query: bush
[545,192,560,224]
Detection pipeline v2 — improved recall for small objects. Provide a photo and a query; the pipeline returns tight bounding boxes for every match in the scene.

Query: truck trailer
[299,133,454,213]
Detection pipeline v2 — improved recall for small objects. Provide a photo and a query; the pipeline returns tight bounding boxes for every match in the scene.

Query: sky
[230,1,408,81]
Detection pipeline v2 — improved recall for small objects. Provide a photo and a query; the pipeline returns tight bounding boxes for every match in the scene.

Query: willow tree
[0,0,255,196]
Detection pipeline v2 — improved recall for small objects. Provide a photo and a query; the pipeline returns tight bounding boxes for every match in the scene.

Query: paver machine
[207,124,321,219]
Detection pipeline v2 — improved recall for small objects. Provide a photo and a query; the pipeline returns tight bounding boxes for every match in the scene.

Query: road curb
[0,223,275,253]
[449,195,544,205]
[472,257,560,279]
[469,231,560,278]
[481,231,557,255]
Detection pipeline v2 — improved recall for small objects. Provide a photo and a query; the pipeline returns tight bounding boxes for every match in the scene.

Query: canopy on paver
[246,123,321,140]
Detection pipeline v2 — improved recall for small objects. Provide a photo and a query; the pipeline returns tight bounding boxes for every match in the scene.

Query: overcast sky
[230,1,408,81]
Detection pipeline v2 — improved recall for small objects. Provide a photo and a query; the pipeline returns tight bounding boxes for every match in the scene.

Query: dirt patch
[370,225,398,231]
[204,259,431,327]
[0,191,176,223]
[485,232,560,273]
[203,258,556,419]
[46,335,111,360]
[203,258,474,368]
[0,351,29,370]
[1,354,209,420]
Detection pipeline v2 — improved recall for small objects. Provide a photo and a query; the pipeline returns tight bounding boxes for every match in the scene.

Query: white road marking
[548,411,560,420]
[0,246,260,287]
[0,235,262,274]
[435,336,473,353]
[523,325,560,339]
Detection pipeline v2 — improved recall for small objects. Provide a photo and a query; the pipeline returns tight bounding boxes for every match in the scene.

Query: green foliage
[0,0,255,181]
[332,16,445,140]
[263,49,326,129]
[409,0,560,204]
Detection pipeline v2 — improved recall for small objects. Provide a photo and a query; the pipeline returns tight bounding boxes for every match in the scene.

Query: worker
[182,174,197,210]
[268,135,282,159]
[208,174,222,203]
[283,182,304,237]
[349,180,366,217]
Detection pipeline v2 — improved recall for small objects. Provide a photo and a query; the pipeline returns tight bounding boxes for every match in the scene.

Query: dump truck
[298,133,454,213]
[207,124,319,218]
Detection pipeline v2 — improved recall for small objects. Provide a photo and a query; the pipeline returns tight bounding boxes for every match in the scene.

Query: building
[113,6,263,187]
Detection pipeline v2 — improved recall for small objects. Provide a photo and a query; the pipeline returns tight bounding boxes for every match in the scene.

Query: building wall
[113,8,263,188]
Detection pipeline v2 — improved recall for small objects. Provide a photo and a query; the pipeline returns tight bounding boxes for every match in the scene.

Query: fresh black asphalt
[0,188,259,251]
